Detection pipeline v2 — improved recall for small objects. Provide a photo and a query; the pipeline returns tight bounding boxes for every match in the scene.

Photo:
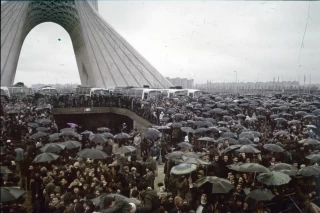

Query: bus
[75,86,111,97]
[183,89,203,98]
[160,89,188,98]
[113,87,162,100]
[0,87,10,98]
[7,87,34,98]
[39,86,58,97]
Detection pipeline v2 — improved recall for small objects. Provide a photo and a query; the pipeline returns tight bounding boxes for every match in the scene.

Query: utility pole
[309,73,311,94]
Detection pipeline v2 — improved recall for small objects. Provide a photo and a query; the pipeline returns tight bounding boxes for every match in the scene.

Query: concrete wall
[51,107,153,133]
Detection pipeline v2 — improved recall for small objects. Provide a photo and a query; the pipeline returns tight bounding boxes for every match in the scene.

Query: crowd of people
[0,91,320,213]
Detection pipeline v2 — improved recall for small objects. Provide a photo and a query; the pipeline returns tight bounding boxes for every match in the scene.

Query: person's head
[223,155,228,162]
[233,157,238,163]
[137,182,149,194]
[73,187,79,194]
[174,196,183,207]
[200,193,207,204]
[103,196,116,208]
[95,190,100,197]
[168,195,174,203]
[236,198,243,207]
[293,162,298,167]
[271,157,276,163]
[131,189,139,198]
[245,158,250,163]
[227,197,234,205]
[214,156,219,161]
[236,184,242,192]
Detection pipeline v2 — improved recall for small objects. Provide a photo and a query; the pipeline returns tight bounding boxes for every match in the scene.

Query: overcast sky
[14,1,320,87]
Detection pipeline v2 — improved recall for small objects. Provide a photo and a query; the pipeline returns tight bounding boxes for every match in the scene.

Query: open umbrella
[28,123,39,128]
[274,131,289,136]
[92,193,131,207]
[198,137,216,143]
[60,141,82,150]
[33,153,59,163]
[48,133,61,142]
[238,138,254,145]
[306,154,320,161]
[257,171,291,186]
[36,127,49,132]
[101,132,114,139]
[81,130,93,135]
[181,127,195,134]
[97,127,110,132]
[60,131,80,138]
[195,128,209,134]
[1,187,26,203]
[229,163,270,173]
[269,163,298,172]
[89,134,107,144]
[143,128,161,140]
[77,149,108,159]
[263,144,284,153]
[222,132,237,139]
[223,145,242,153]
[30,131,48,139]
[170,122,182,128]
[60,128,74,133]
[0,166,12,174]
[239,132,255,140]
[217,137,239,145]
[299,138,320,145]
[195,176,234,194]
[299,165,320,177]
[247,188,275,201]
[114,133,131,140]
[114,146,136,155]
[181,156,209,165]
[177,142,193,149]
[67,123,78,127]
[40,143,65,153]
[235,145,261,154]
[171,163,197,175]
[37,119,52,125]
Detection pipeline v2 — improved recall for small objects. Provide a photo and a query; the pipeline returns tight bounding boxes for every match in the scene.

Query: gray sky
[15,1,320,87]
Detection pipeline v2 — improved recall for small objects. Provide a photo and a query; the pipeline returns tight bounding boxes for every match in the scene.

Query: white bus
[75,86,111,97]
[114,87,162,100]
[183,89,203,98]
[0,86,10,98]
[8,87,34,97]
[160,89,188,98]
[39,86,58,96]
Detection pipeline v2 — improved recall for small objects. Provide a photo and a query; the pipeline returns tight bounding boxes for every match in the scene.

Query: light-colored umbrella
[170,163,197,175]
[195,176,234,193]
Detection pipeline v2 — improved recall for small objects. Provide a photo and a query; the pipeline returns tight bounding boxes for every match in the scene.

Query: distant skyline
[13,1,320,87]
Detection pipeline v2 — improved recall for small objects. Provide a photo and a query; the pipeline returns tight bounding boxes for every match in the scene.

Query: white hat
[6,140,11,143]
[129,203,136,213]
[131,167,136,171]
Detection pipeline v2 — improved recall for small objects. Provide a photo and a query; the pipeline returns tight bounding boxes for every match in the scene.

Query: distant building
[166,77,194,88]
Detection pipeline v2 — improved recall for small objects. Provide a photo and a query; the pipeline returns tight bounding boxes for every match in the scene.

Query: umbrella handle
[288,196,302,213]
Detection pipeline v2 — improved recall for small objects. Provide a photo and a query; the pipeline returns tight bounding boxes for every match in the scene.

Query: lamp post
[234,71,238,93]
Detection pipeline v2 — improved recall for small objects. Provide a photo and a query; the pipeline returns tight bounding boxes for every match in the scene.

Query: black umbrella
[171,122,182,128]
[36,127,49,132]
[89,134,107,144]
[195,176,234,194]
[114,146,136,155]
[91,193,131,207]
[97,127,110,132]
[218,127,230,132]
[30,131,48,139]
[174,113,185,120]
[239,132,255,140]
[222,132,237,139]
[60,131,80,138]
[269,163,298,172]
[306,154,320,161]
[37,119,52,125]
[196,121,213,128]
[1,187,26,203]
[33,153,59,163]
[114,133,131,140]
[198,137,216,143]
[28,123,39,128]
[247,188,275,201]
[100,132,114,139]
[235,145,261,153]
[143,128,161,140]
[299,138,320,145]
[263,144,284,153]
[274,131,289,136]
[217,137,239,145]
[49,133,61,142]
[40,143,65,153]
[195,127,209,134]
[60,141,82,150]
[229,163,270,173]
[223,145,242,153]
[238,138,254,145]
[77,149,108,159]
[60,128,74,133]
[177,142,193,149]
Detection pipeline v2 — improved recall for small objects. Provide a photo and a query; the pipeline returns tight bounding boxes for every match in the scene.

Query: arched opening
[15,22,81,87]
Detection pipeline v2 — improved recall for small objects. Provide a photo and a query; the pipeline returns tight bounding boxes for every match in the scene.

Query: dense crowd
[0,92,320,213]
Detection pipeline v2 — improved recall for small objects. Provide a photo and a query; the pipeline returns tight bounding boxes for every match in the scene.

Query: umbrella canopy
[30,131,48,139]
[60,131,80,138]
[177,142,193,149]
[60,128,74,133]
[67,122,78,127]
[48,133,61,142]
[101,132,114,139]
[195,128,209,134]
[89,134,107,144]
[97,127,110,132]
[263,144,284,153]
[257,171,291,186]
[40,143,65,153]
[171,163,197,175]
[236,145,261,153]
[223,145,242,153]
[77,149,108,159]
[274,131,289,136]
[217,137,239,145]
[60,141,82,150]
[238,138,254,145]
[0,166,12,174]
[114,146,136,155]
[181,127,195,134]
[181,156,209,165]
[33,153,59,163]
[299,165,320,177]
[222,132,237,139]
[143,128,161,140]
[239,132,255,140]
[299,138,320,145]
[269,163,298,172]
[198,137,216,143]
[306,154,320,161]
[229,163,270,173]
[1,187,26,203]
[37,119,52,125]
[91,193,131,207]
[36,127,49,132]
[114,133,131,140]
[247,188,275,201]
[195,176,234,194]
[171,122,183,128]
[81,130,93,135]
[28,123,39,128]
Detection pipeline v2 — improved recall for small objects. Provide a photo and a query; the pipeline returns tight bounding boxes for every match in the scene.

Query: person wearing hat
[129,167,141,184]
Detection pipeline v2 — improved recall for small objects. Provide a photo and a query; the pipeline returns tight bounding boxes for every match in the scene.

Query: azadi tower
[1,0,172,88]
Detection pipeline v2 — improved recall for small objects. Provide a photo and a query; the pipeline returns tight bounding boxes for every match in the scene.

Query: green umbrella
[257,171,291,186]
[248,188,275,201]
[1,187,26,203]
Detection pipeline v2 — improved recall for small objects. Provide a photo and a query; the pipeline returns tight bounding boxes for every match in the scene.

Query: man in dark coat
[136,182,160,213]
